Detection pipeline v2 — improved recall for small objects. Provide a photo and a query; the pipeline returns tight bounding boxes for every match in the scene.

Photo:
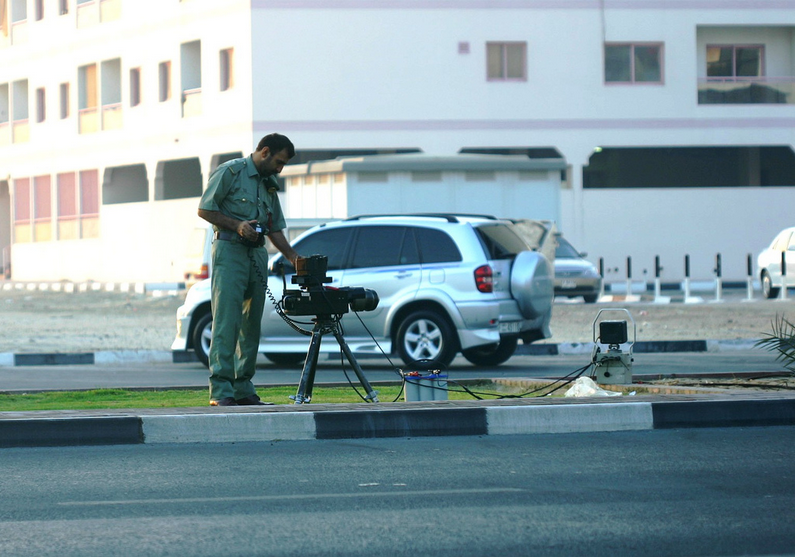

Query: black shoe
[235,395,274,406]
[210,397,238,407]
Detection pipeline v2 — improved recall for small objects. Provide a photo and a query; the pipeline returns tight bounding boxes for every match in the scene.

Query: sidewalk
[2,388,794,448]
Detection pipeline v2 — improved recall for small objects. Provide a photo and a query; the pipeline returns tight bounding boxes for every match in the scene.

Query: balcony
[102,103,122,130]
[78,107,99,134]
[12,119,29,143]
[0,122,9,146]
[100,0,121,22]
[182,88,202,118]
[11,19,27,45]
[76,1,100,28]
[698,77,794,104]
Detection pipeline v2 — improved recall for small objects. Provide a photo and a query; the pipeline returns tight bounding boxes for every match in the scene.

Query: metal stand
[291,315,379,404]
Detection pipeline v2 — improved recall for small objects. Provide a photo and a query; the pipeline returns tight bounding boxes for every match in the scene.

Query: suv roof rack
[345,213,499,223]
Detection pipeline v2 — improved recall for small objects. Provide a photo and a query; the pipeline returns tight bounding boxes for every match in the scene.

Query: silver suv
[171,214,555,368]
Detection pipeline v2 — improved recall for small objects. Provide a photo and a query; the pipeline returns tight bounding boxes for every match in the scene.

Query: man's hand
[237,220,261,243]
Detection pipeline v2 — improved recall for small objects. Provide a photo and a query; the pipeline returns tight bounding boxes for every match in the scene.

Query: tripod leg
[292,325,323,404]
[332,327,379,403]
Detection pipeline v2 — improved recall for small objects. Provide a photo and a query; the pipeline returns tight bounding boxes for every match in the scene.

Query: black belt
[214,231,239,241]
[214,230,266,248]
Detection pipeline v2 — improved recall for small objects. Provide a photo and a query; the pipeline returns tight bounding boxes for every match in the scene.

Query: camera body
[239,221,266,248]
[282,254,379,316]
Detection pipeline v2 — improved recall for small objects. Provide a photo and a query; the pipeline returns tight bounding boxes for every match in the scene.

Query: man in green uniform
[198,133,300,406]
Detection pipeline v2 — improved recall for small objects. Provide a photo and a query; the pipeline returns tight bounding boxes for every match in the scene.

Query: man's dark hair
[257,133,295,158]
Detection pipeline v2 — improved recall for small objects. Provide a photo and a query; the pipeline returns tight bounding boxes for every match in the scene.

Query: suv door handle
[395,271,413,279]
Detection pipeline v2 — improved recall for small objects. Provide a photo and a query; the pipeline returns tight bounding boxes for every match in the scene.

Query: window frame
[486,41,527,82]
[604,42,664,85]
[129,67,141,107]
[158,61,171,102]
[219,48,234,92]
[706,44,765,81]
[35,87,45,123]
[59,82,70,119]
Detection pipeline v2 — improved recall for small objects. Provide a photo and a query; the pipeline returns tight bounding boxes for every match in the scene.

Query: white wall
[560,186,795,284]
[11,197,199,283]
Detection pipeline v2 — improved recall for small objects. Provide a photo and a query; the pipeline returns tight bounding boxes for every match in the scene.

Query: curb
[0,339,763,367]
[2,395,794,448]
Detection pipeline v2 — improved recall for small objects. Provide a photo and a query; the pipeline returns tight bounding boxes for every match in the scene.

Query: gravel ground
[0,284,791,354]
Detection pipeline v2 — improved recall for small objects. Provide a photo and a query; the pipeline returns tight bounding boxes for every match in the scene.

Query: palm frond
[755,313,795,373]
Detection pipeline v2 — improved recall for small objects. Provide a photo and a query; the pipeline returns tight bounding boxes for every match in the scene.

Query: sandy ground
[0,284,791,354]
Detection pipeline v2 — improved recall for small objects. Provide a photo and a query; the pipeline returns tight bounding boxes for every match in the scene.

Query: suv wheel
[192,312,213,368]
[396,310,457,368]
[461,336,518,366]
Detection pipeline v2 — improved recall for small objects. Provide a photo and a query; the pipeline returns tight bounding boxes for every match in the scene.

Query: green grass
[0,383,521,412]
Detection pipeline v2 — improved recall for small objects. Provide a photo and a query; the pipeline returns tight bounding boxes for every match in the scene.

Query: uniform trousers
[208,239,269,401]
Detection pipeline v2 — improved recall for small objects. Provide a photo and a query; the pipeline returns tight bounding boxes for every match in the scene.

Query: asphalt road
[0,351,784,393]
[1,428,793,557]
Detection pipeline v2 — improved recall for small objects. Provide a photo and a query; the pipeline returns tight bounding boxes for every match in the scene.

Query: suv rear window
[416,228,462,264]
[476,224,529,259]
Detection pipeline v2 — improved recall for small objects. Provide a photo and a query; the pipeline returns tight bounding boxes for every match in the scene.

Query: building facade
[1,0,794,285]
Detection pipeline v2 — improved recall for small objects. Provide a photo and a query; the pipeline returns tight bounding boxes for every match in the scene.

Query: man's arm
[268,229,300,266]
[197,209,260,244]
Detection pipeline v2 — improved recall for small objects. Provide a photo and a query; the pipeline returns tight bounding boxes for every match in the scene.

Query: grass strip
[0,384,498,412]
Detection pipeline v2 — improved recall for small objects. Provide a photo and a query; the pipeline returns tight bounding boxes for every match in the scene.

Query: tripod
[291,314,380,404]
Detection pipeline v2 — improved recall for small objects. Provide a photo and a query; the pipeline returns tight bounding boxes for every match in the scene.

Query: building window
[486,42,526,81]
[158,61,171,102]
[14,178,31,243]
[59,0,69,15]
[34,175,52,241]
[605,43,663,84]
[220,48,234,91]
[35,0,44,20]
[130,67,141,107]
[59,83,69,119]
[78,63,98,133]
[35,87,45,123]
[79,169,100,238]
[707,45,763,79]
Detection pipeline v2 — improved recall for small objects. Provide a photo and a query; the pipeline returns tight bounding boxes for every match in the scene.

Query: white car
[758,226,795,299]
[553,235,602,303]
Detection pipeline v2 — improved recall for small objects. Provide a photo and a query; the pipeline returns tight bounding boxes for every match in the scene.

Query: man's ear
[260,146,271,157]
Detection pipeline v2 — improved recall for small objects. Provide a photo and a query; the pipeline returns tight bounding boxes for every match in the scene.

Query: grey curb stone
[2,396,794,448]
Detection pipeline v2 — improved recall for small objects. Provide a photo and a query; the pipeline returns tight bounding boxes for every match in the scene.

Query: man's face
[257,147,292,176]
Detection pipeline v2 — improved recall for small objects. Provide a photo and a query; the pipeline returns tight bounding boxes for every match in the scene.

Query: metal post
[626,256,632,297]
[654,255,662,299]
[714,253,723,302]
[683,254,691,300]
[746,254,754,301]
[599,257,605,299]
[781,250,788,301]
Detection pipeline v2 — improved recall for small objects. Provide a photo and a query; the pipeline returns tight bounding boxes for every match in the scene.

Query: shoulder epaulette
[225,158,247,175]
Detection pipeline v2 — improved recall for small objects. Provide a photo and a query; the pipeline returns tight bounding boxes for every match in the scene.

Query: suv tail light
[474,265,493,293]
[196,264,209,280]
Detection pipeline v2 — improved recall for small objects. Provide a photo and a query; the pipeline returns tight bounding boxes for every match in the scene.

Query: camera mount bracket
[591,308,636,385]
[290,314,380,405]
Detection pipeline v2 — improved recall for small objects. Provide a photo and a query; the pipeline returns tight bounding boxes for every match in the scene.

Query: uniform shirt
[198,155,286,234]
